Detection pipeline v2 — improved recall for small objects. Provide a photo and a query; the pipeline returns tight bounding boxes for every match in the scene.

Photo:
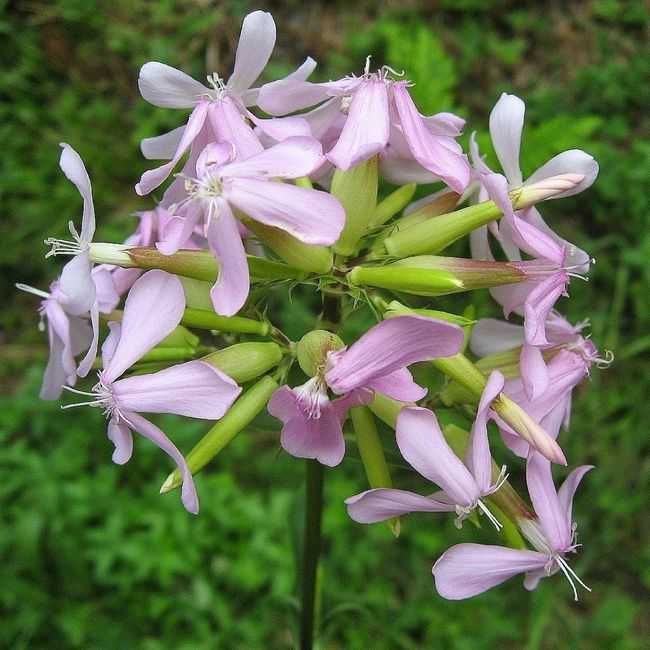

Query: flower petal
[523,273,568,346]
[365,368,426,402]
[327,79,389,170]
[206,202,250,316]
[103,270,185,383]
[76,303,99,378]
[224,177,344,245]
[520,344,549,401]
[40,320,69,400]
[124,411,198,514]
[138,61,207,108]
[59,143,95,243]
[227,11,276,96]
[423,112,466,137]
[112,360,241,418]
[242,56,317,106]
[396,407,478,506]
[489,93,525,186]
[325,316,463,395]
[433,543,548,600]
[207,98,263,161]
[470,318,525,357]
[58,252,96,316]
[526,150,599,198]
[140,125,185,160]
[345,488,454,523]
[107,417,133,465]
[557,465,593,528]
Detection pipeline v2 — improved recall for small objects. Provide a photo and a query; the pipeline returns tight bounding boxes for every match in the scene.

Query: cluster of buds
[19,11,611,602]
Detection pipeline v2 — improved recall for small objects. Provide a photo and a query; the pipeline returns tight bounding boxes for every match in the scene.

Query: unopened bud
[370,183,416,228]
[181,307,270,336]
[296,330,344,377]
[383,301,475,328]
[202,342,283,384]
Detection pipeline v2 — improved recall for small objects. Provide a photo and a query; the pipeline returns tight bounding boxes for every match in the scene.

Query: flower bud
[296,330,345,377]
[383,300,475,328]
[202,342,283,384]
[390,189,460,231]
[179,277,214,311]
[331,156,378,255]
[160,375,279,493]
[370,183,416,228]
[181,307,270,336]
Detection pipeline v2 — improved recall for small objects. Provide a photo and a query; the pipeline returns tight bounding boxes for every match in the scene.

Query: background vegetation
[2,1,649,647]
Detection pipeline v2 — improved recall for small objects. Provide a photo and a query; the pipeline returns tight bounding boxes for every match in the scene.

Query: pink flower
[136,10,315,198]
[433,453,593,601]
[268,316,464,466]
[64,270,241,513]
[346,372,507,529]
[258,63,470,192]
[469,92,597,272]
[156,137,345,316]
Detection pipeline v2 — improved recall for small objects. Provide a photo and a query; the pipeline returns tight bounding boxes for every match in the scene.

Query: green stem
[300,460,324,650]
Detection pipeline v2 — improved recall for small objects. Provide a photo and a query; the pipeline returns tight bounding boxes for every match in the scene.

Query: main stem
[300,459,324,649]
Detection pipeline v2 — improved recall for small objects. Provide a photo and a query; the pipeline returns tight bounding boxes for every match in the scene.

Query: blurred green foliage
[1,1,649,648]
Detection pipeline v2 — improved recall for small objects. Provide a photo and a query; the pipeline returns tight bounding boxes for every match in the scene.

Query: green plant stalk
[181,307,270,335]
[300,459,324,650]
[370,183,416,227]
[202,342,283,383]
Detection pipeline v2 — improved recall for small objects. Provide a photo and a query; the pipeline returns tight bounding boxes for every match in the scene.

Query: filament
[15,283,50,300]
[477,499,503,531]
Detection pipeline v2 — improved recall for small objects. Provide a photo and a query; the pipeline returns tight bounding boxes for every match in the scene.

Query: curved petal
[470,318,525,357]
[40,321,69,400]
[103,270,185,383]
[156,205,203,256]
[325,316,463,395]
[520,344,549,401]
[257,78,348,115]
[107,417,133,465]
[58,252,96,316]
[465,371,504,493]
[526,150,599,198]
[489,93,525,186]
[423,112,465,137]
[207,98,263,160]
[124,411,198,514]
[227,11,276,96]
[379,154,441,185]
[59,143,95,243]
[526,452,570,551]
[523,273,568,346]
[220,136,323,179]
[101,321,121,368]
[248,112,312,142]
[242,56,317,106]
[140,125,186,160]
[433,543,548,600]
[557,465,594,528]
[138,61,207,108]
[91,266,120,314]
[224,177,344,245]
[396,407,478,506]
[206,202,249,316]
[345,488,454,523]
[76,303,99,377]
[365,368,426,402]
[112,360,241,418]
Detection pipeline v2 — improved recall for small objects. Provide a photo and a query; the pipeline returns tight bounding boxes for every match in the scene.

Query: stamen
[477,499,503,531]
[15,283,50,300]
[555,555,591,601]
[44,237,83,258]
[363,55,372,76]
[381,64,406,78]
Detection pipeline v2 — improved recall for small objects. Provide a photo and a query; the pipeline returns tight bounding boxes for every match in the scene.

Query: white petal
[138,62,207,108]
[526,150,599,198]
[489,93,525,186]
[140,126,185,160]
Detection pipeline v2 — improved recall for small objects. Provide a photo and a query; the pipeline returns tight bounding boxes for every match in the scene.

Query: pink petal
[247,112,312,142]
[112,360,240,418]
[107,417,133,465]
[156,206,203,256]
[206,202,250,316]
[207,99,263,161]
[465,371,503,493]
[220,136,324,179]
[136,102,209,196]
[196,142,236,176]
[557,465,594,528]
[59,143,95,243]
[520,344,549,401]
[224,177,344,245]
[102,271,185,383]
[526,452,570,551]
[433,543,548,600]
[138,61,207,108]
[242,56,317,107]
[365,368,426,402]
[124,411,198,514]
[392,83,470,193]
[345,488,454,523]
[101,321,121,368]
[526,150,599,198]
[327,79,390,170]
[140,125,185,160]
[76,303,99,378]
[379,155,441,185]
[40,314,70,400]
[489,93,525,186]
[470,318,525,357]
[226,11,276,96]
[58,252,95,316]
[423,112,466,137]
[524,274,568,346]
[325,316,463,395]
[301,97,344,140]
[91,266,120,314]
[396,407,478,506]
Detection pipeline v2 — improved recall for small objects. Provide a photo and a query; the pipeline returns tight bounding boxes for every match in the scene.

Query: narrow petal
[40,326,68,400]
[140,125,185,160]
[248,112,312,142]
[526,452,570,551]
[91,266,120,314]
[59,143,95,243]
[465,371,504,493]
[257,78,350,116]
[107,417,133,465]
[113,360,241,418]
[470,318,525,357]
[325,316,463,395]
[76,303,99,378]
[524,274,568,346]
[227,11,276,96]
[136,102,209,196]
[365,368,426,402]
[206,202,250,316]
[101,321,121,368]
[345,488,454,523]
[433,543,548,600]
[103,270,185,383]
[520,344,549,401]
[242,56,317,106]
[557,465,594,528]
[224,177,344,245]
[396,407,478,506]
[124,411,198,514]
[392,83,470,193]
[489,93,525,186]
[327,79,390,170]
[138,61,207,108]
[525,150,599,198]
[221,136,323,179]
[423,112,466,137]
[58,252,96,315]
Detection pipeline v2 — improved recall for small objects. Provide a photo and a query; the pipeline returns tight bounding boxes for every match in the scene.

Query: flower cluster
[19,11,609,602]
